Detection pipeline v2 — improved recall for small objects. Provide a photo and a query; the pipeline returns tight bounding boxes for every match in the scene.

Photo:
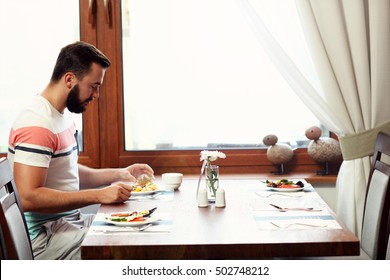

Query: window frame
[77,0,100,168]
[0,0,341,176]
[91,1,341,175]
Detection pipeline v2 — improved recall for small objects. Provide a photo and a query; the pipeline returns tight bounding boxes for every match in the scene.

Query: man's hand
[118,163,155,182]
[98,182,134,204]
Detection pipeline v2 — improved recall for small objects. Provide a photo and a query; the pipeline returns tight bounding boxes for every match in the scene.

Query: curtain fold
[238,0,390,236]
[294,0,390,236]
[236,0,345,131]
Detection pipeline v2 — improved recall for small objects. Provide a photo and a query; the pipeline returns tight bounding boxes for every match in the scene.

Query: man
[7,41,154,259]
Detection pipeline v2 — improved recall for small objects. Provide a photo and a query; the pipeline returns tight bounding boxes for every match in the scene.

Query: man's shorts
[31,211,95,260]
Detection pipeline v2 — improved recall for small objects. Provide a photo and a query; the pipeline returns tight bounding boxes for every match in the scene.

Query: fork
[129,192,163,201]
[255,192,304,198]
[135,223,153,231]
[94,223,153,233]
[269,203,322,212]
[271,222,328,228]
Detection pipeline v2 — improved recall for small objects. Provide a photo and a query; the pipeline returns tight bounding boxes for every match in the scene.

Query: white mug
[162,173,183,190]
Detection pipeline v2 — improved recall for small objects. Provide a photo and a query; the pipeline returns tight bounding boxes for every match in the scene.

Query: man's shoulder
[13,96,71,131]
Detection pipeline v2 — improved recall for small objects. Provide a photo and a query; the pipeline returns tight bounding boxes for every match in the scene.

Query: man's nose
[92,91,100,100]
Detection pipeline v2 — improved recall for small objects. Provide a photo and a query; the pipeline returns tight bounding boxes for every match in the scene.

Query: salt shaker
[215,188,226,208]
[197,188,209,207]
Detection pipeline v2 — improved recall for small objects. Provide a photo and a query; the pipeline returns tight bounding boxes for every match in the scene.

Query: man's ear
[64,73,75,89]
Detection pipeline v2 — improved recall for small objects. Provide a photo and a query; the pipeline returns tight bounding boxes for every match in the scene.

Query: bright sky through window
[121,0,324,150]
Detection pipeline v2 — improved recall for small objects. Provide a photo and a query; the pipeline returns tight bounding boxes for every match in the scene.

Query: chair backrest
[360,132,390,260]
[0,157,33,260]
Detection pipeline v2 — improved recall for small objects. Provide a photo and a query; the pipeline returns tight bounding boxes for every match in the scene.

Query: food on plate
[107,207,157,222]
[108,216,146,222]
[265,179,304,189]
[132,174,158,192]
[137,174,153,185]
[132,182,158,192]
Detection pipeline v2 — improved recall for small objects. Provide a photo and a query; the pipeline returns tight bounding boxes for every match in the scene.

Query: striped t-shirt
[7,95,79,240]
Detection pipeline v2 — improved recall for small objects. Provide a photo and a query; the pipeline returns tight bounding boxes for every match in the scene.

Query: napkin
[257,218,342,230]
[255,191,305,198]
[270,219,330,229]
[91,224,171,235]
[253,210,342,230]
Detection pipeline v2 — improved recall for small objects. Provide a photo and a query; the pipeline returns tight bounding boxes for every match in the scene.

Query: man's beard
[66,84,93,114]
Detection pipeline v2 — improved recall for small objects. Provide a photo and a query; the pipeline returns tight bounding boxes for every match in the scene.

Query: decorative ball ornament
[305,126,322,141]
[305,126,342,175]
[263,134,294,174]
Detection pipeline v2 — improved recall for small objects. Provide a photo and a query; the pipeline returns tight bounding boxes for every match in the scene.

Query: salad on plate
[265,179,305,190]
[104,207,159,226]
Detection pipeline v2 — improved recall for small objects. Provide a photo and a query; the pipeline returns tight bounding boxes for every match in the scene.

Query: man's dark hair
[50,41,111,82]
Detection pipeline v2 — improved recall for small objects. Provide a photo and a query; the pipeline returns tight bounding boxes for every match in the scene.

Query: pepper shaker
[197,187,208,207]
[215,188,226,208]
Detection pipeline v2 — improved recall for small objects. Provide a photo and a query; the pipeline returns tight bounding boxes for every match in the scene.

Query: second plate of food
[264,179,305,192]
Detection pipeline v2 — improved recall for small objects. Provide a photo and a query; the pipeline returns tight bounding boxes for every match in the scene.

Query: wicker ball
[267,143,294,165]
[263,134,278,146]
[305,126,342,163]
[307,138,342,162]
[305,126,322,140]
[263,134,293,165]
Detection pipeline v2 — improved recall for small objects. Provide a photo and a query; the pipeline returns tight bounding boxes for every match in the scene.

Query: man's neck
[40,83,67,113]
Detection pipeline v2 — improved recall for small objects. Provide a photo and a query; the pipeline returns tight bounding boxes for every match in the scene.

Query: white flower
[200,150,226,162]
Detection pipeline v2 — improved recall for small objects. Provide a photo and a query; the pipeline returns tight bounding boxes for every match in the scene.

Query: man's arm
[78,163,154,189]
[13,162,133,213]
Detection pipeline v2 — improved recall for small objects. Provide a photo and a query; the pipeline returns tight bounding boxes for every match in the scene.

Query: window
[0,0,81,153]
[121,0,325,151]
[0,0,337,174]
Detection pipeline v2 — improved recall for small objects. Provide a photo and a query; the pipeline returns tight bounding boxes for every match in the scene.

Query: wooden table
[81,178,360,259]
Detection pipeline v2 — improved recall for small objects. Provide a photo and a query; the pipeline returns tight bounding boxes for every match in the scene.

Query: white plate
[105,216,160,227]
[267,186,304,192]
[131,190,160,196]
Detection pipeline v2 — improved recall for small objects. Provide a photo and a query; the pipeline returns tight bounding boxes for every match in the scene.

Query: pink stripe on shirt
[9,124,76,152]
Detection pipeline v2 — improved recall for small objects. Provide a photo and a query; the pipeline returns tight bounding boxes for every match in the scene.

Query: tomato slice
[130,217,146,222]
[279,184,301,189]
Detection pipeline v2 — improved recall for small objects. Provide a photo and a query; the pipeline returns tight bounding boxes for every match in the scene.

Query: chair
[0,157,33,260]
[359,132,390,259]
[327,132,390,260]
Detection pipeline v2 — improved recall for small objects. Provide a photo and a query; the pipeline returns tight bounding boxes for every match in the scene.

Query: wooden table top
[81,177,360,259]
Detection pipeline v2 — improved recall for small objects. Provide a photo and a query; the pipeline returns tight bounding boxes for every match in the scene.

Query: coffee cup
[162,173,183,190]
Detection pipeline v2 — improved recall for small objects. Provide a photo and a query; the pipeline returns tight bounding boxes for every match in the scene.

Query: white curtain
[294,0,390,236]
[238,0,390,236]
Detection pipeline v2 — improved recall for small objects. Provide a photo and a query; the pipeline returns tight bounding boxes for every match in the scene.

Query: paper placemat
[253,212,342,230]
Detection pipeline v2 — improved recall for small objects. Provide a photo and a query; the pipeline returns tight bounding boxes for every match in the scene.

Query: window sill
[182,173,338,184]
[228,173,337,184]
